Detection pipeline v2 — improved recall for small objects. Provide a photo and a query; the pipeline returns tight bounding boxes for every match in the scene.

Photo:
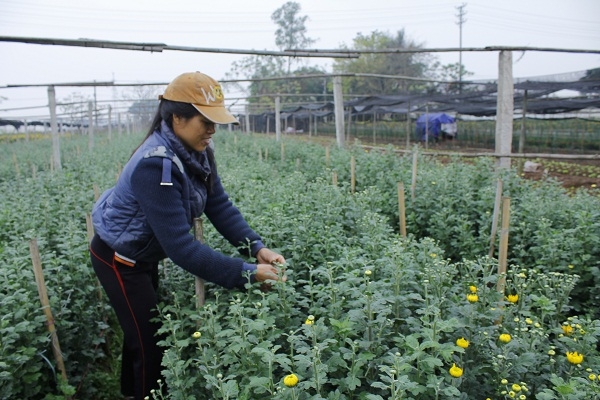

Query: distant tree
[123,85,160,127]
[225,1,323,112]
[271,1,316,73]
[333,29,435,95]
[58,92,92,127]
[429,61,474,94]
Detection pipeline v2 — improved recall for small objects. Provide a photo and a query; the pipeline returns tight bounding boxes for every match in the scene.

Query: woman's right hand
[255,263,287,283]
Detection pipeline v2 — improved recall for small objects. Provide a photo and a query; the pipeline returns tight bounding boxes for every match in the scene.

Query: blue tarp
[415,113,457,141]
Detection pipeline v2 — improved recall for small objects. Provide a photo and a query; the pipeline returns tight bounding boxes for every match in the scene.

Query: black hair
[137,99,217,192]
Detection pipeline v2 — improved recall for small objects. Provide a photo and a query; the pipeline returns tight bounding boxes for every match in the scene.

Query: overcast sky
[1,0,599,119]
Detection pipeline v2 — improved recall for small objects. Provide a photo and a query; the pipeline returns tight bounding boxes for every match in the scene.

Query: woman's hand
[256,247,286,266]
[255,263,287,283]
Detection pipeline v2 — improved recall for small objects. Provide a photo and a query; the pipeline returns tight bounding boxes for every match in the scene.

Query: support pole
[88,101,94,151]
[495,51,514,169]
[333,75,345,148]
[397,182,407,237]
[275,96,281,142]
[489,179,503,258]
[193,218,206,310]
[496,197,511,294]
[48,86,62,171]
[30,238,68,383]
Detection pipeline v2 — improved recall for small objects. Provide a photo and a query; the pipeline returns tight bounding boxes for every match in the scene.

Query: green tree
[429,61,474,94]
[225,1,323,112]
[333,29,434,95]
[271,1,315,74]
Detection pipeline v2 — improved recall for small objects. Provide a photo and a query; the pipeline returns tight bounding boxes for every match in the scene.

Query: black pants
[90,235,163,400]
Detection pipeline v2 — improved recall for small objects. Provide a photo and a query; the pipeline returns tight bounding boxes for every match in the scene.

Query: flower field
[0,131,599,399]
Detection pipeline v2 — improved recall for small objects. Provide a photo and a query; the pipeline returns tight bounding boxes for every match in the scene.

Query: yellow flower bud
[499,333,512,343]
[283,373,299,387]
[449,363,463,378]
[456,337,469,349]
[192,331,201,339]
[566,351,584,365]
[506,294,519,303]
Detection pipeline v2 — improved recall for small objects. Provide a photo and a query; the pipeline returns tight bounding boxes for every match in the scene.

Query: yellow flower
[456,337,469,349]
[501,379,508,385]
[506,294,519,303]
[467,293,479,303]
[512,383,522,392]
[283,373,299,387]
[509,391,516,398]
[364,269,372,276]
[562,324,573,335]
[589,374,596,381]
[304,315,315,325]
[469,285,477,293]
[449,363,463,378]
[499,333,512,343]
[519,395,526,400]
[566,351,584,365]
[192,331,201,339]
[525,318,533,325]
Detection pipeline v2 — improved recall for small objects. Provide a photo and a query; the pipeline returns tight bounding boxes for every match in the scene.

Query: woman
[90,71,286,399]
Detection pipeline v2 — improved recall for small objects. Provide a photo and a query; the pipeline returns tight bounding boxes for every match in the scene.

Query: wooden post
[280,141,285,163]
[496,51,514,169]
[48,86,62,171]
[12,153,20,177]
[332,171,338,186]
[93,184,100,202]
[325,146,330,167]
[372,112,377,146]
[489,179,503,258]
[518,90,527,154]
[275,96,281,142]
[88,101,94,151]
[193,218,206,310]
[424,104,429,150]
[397,182,407,237]
[107,105,113,142]
[405,101,411,149]
[350,156,356,194]
[411,149,418,200]
[29,238,68,383]
[333,76,345,148]
[496,197,511,294]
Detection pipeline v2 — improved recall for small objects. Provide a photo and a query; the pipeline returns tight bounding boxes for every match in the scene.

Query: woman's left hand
[256,247,286,266]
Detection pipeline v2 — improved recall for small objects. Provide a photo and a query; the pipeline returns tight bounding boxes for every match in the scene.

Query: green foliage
[1,131,599,399]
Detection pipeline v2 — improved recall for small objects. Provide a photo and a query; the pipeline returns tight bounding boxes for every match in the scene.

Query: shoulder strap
[143,145,184,186]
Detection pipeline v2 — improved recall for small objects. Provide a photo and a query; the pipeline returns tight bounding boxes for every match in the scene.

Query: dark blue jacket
[92,123,262,289]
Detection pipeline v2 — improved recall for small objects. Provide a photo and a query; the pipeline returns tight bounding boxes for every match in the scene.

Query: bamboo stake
[325,146,330,167]
[193,218,206,310]
[93,184,100,202]
[489,179,503,258]
[411,149,418,200]
[280,141,285,162]
[332,171,338,186]
[13,153,20,177]
[350,156,356,194]
[496,197,511,294]
[29,238,68,383]
[397,182,407,237]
